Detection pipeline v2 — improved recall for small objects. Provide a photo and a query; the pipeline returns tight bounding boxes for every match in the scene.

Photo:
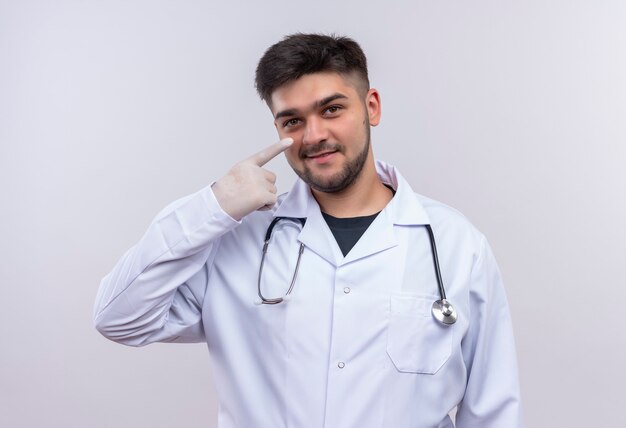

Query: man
[95,33,522,427]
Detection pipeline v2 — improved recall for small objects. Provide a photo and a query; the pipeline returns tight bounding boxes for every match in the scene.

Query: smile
[305,150,338,164]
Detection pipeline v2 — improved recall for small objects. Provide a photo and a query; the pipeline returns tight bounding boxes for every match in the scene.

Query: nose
[302,117,329,146]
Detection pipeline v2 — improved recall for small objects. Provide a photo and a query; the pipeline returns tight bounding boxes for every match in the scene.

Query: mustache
[299,142,343,159]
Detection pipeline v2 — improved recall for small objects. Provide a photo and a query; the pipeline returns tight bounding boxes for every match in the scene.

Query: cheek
[284,144,300,165]
[277,127,302,144]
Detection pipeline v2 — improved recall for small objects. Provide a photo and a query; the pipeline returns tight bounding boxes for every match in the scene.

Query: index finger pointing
[247,138,293,167]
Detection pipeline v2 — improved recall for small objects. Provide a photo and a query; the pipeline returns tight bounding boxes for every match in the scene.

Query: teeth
[310,151,333,158]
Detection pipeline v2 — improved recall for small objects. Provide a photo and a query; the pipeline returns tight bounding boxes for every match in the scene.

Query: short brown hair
[255,33,370,103]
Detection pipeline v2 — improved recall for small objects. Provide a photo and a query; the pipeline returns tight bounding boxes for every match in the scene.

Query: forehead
[269,72,361,114]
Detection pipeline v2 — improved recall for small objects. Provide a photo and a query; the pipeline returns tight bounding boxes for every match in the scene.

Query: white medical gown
[94,160,522,427]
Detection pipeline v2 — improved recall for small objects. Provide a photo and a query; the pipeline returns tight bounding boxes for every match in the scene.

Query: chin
[303,168,362,193]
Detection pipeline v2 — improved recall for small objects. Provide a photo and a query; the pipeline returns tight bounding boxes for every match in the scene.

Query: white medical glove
[212,138,293,221]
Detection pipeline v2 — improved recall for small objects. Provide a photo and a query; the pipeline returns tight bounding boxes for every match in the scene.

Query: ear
[365,88,381,126]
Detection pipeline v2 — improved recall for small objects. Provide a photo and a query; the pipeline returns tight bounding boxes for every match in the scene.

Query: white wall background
[1,1,625,427]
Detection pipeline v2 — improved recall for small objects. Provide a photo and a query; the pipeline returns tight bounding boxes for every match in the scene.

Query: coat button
[338,362,345,369]
[343,287,351,294]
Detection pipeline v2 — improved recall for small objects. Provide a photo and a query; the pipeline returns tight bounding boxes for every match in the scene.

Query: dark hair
[255,33,369,103]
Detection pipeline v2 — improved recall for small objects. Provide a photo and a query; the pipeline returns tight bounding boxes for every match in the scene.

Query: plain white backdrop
[1,1,625,427]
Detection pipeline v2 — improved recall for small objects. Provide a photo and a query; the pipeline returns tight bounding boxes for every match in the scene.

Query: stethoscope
[257,217,458,326]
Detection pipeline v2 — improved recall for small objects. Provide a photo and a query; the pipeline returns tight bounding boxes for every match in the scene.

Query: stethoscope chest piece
[432,299,457,325]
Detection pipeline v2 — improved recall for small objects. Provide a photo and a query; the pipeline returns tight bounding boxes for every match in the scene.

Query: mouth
[304,150,339,164]
[305,150,338,159]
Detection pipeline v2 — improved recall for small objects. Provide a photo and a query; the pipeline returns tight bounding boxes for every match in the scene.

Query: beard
[293,124,371,193]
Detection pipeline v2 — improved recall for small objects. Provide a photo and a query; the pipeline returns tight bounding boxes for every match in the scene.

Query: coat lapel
[273,178,342,266]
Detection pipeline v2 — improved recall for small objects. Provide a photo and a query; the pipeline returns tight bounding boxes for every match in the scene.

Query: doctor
[94,33,522,427]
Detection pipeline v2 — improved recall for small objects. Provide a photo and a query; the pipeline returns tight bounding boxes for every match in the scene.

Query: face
[270,72,381,193]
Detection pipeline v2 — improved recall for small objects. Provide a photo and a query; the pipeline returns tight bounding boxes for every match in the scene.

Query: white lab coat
[94,160,522,428]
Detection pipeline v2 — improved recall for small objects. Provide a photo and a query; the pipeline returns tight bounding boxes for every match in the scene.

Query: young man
[95,34,522,427]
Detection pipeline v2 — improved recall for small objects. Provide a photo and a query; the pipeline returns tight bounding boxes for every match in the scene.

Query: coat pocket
[386,292,453,374]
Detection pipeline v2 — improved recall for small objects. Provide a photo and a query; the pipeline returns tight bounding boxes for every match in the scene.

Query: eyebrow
[274,93,348,120]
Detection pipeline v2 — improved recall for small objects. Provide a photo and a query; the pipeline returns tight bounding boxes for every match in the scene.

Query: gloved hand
[212,138,293,221]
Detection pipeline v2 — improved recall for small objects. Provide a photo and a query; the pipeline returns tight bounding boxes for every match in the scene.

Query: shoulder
[414,192,486,256]
[418,193,480,231]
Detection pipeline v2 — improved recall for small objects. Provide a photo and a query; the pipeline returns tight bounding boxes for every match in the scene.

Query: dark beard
[295,125,371,193]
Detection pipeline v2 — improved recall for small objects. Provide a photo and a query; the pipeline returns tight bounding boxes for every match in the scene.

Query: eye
[283,118,301,128]
[323,105,342,115]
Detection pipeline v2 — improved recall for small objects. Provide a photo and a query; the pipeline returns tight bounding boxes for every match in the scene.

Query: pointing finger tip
[281,137,294,147]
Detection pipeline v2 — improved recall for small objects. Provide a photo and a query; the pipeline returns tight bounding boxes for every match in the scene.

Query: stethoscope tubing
[258,216,457,325]
[425,224,447,301]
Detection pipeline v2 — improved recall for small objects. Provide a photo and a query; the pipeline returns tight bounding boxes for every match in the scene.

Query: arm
[94,138,293,347]
[93,186,239,346]
[455,235,523,427]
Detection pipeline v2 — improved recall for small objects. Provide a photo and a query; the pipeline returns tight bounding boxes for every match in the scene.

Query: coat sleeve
[93,184,240,347]
[455,235,523,427]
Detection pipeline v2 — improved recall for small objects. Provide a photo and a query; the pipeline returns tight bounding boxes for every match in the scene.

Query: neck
[311,157,393,218]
